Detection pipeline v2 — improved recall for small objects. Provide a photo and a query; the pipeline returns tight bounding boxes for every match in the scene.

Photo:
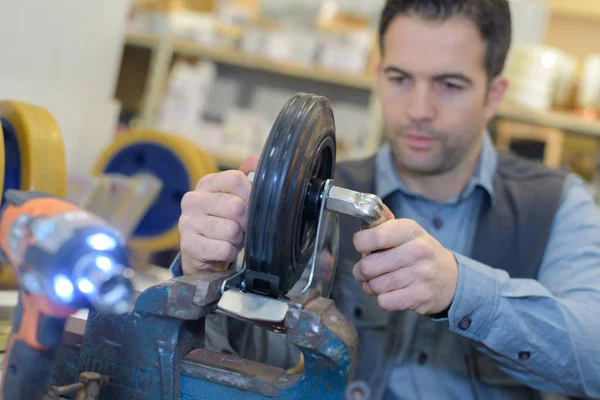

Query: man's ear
[485,75,509,122]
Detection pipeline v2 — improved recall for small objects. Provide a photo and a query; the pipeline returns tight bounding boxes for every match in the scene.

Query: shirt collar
[374,132,497,205]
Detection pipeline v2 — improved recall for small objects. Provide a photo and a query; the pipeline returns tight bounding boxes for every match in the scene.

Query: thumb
[239,155,259,176]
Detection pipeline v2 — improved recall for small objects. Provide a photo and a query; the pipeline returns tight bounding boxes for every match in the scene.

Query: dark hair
[379,0,512,79]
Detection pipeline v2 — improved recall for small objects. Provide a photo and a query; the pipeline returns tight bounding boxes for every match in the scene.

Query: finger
[179,215,244,247]
[239,155,259,176]
[182,256,229,275]
[353,238,433,281]
[180,233,239,268]
[181,192,248,230]
[195,170,252,202]
[382,203,395,220]
[362,267,418,296]
[376,285,429,312]
[353,218,423,254]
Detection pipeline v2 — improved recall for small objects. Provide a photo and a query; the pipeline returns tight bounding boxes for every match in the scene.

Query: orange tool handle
[0,292,76,400]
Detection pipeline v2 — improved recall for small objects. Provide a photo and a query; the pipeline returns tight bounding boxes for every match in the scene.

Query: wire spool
[0,100,68,289]
[93,129,219,254]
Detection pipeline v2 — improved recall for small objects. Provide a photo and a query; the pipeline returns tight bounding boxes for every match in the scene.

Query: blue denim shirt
[376,134,600,399]
[172,134,600,399]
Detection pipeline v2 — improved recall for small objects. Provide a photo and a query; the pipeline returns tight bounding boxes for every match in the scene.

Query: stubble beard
[388,125,467,176]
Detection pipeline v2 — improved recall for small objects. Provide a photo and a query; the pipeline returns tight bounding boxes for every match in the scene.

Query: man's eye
[442,81,464,91]
[390,76,408,85]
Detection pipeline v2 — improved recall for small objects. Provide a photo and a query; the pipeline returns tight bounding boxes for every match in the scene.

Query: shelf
[546,0,600,21]
[124,30,160,49]
[210,150,246,170]
[497,103,600,137]
[124,31,375,90]
[123,31,600,144]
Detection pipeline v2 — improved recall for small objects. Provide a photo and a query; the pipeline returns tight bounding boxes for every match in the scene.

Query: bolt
[344,380,371,400]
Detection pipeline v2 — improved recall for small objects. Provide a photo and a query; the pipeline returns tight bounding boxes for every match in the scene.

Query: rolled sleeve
[447,253,501,340]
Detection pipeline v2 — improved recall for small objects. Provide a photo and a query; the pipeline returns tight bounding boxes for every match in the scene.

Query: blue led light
[96,256,113,271]
[54,274,74,301]
[78,278,94,294]
[87,233,117,251]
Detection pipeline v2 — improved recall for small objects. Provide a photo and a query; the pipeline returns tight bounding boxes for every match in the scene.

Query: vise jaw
[50,270,359,399]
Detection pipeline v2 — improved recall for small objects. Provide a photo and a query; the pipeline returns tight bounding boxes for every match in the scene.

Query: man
[172,1,600,399]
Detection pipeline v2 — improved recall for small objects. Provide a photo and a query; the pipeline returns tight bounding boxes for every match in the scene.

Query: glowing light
[78,279,94,294]
[541,52,557,69]
[87,233,117,251]
[54,275,74,300]
[96,256,112,271]
[123,268,135,279]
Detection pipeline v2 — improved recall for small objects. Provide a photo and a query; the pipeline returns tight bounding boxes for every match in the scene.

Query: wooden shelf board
[124,31,160,48]
[172,38,375,90]
[546,0,600,21]
[125,31,375,90]
[497,102,600,137]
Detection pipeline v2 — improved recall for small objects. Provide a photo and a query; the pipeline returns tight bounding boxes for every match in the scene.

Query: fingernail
[353,266,366,282]
[363,281,375,296]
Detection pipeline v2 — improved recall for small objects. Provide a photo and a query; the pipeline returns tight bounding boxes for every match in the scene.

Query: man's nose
[407,85,435,122]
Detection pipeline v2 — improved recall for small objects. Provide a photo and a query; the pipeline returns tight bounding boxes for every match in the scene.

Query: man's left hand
[352,219,459,315]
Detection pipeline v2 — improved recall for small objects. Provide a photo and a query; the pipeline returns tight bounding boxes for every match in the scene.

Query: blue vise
[50,270,359,399]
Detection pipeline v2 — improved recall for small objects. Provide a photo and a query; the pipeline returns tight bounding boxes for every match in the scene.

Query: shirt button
[433,218,443,229]
[417,352,428,365]
[518,351,531,361]
[458,317,472,330]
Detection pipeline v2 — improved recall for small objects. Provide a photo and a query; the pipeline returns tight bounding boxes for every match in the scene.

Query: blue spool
[103,142,190,238]
[1,118,21,207]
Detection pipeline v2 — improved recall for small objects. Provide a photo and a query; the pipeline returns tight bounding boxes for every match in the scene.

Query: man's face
[377,15,506,175]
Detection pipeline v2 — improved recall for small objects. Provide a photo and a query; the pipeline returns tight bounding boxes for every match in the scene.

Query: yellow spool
[0,101,67,196]
[0,119,4,198]
[0,100,68,289]
[93,129,219,253]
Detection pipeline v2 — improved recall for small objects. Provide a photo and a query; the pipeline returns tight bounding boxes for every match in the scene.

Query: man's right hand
[178,155,259,275]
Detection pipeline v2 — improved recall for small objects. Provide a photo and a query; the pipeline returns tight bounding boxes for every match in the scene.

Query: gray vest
[331,151,568,398]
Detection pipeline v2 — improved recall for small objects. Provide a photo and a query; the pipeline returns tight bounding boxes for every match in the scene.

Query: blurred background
[2,0,600,273]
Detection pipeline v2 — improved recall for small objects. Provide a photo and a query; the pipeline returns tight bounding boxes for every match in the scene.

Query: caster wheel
[0,100,67,204]
[0,100,68,288]
[245,93,336,298]
[93,130,219,253]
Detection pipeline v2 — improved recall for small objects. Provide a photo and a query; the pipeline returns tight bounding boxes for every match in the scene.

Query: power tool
[0,189,135,400]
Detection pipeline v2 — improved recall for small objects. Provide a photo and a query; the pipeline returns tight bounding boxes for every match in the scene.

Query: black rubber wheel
[244,93,336,297]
